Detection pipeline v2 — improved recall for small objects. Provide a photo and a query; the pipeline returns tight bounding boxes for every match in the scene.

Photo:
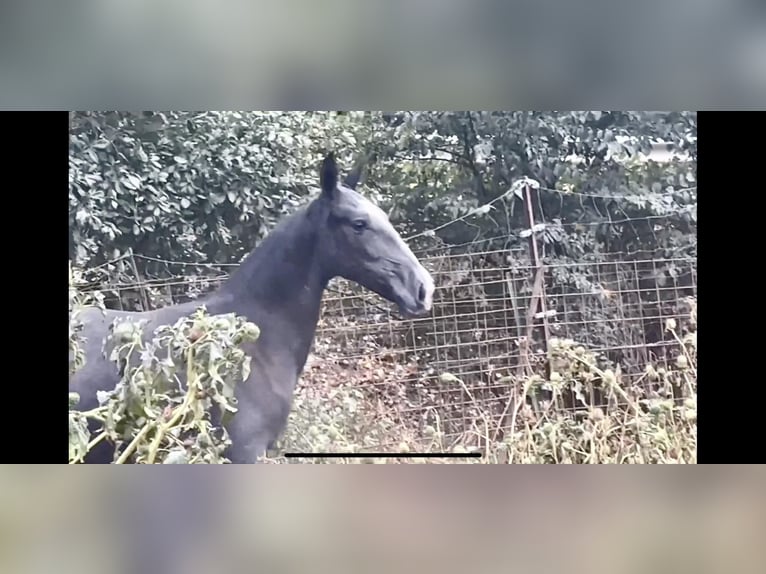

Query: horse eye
[351,219,367,232]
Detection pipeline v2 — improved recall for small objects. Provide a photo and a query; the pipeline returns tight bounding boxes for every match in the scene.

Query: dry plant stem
[115,334,204,464]
[668,327,697,379]
[294,427,316,453]
[484,419,490,458]
[115,420,156,464]
[506,378,535,464]
[491,376,515,443]
[87,431,108,451]
[562,350,640,415]
[78,409,105,422]
[146,345,200,464]
[454,375,492,451]
[434,412,444,451]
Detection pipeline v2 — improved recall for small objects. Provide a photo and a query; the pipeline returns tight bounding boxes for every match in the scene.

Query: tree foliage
[362,111,696,255]
[70,111,697,302]
[70,111,374,271]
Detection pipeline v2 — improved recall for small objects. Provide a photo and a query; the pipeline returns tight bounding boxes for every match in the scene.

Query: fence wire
[311,249,696,443]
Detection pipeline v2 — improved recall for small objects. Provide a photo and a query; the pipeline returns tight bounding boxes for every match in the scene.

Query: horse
[70,152,435,463]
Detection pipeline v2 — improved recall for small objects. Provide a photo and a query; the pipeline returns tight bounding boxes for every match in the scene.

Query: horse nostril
[418,282,426,303]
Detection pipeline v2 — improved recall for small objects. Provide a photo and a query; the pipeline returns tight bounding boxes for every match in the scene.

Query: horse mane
[218,198,326,303]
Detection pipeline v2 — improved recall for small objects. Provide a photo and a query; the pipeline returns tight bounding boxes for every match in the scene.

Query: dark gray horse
[71,152,435,463]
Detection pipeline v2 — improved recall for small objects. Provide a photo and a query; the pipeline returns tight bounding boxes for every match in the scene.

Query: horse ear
[343,164,364,190]
[319,152,338,199]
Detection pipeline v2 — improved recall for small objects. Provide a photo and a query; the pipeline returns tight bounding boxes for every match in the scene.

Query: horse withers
[70,152,435,463]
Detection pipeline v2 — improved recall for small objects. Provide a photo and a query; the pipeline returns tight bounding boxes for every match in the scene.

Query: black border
[696,111,761,464]
[1,111,70,463]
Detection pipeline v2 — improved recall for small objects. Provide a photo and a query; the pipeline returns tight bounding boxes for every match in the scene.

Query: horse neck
[214,205,329,331]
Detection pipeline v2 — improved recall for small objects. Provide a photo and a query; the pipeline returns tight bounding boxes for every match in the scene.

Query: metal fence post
[521,181,551,378]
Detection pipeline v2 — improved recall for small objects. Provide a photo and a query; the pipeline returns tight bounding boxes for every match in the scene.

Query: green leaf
[68,412,91,463]
[124,174,142,190]
[163,449,189,464]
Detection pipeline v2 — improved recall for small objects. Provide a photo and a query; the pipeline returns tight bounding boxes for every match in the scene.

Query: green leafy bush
[69,278,260,464]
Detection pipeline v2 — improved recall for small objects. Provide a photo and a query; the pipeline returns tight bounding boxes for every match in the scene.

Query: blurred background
[1,466,764,574]
[1,0,764,108]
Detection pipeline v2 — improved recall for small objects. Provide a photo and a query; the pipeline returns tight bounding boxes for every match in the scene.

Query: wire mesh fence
[310,248,696,445]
